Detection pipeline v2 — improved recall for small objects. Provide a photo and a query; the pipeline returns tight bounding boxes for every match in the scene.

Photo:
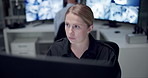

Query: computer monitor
[0,54,116,78]
[25,0,63,22]
[86,0,141,27]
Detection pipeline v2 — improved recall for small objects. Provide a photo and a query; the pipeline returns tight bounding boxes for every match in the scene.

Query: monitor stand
[103,21,120,28]
[27,20,53,27]
[33,22,43,27]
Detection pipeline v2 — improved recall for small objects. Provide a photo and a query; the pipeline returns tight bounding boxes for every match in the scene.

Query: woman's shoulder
[89,34,115,52]
[95,40,115,51]
[47,38,69,56]
[94,40,117,65]
[52,38,69,47]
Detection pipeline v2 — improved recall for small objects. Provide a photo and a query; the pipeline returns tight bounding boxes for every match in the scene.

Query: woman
[47,4,121,78]
[47,4,116,63]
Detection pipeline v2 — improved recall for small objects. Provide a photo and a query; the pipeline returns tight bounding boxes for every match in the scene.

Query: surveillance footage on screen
[25,0,63,22]
[86,0,140,24]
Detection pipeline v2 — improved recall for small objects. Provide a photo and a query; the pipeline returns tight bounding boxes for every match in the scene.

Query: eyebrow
[65,21,87,26]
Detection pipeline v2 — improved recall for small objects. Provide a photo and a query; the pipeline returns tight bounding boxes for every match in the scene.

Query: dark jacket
[47,34,121,78]
[47,34,116,65]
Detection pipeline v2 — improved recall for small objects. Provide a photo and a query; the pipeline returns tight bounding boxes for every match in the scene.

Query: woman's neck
[71,37,89,59]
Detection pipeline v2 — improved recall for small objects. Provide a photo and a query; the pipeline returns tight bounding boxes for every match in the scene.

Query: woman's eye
[65,23,70,27]
[74,25,80,29]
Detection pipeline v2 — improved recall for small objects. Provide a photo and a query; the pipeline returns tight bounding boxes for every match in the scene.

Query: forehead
[65,13,87,26]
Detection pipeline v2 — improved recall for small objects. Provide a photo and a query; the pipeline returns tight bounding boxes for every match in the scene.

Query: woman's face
[65,13,93,44]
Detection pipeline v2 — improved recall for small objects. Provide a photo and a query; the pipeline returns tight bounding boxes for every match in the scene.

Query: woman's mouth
[68,37,75,40]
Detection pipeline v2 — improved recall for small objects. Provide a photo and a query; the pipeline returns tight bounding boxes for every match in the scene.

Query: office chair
[54,22,66,41]
[98,40,121,78]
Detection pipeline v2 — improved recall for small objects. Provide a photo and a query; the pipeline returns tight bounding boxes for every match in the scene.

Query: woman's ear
[87,25,93,33]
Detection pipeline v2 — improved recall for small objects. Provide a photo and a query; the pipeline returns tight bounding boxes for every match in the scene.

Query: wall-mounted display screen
[86,0,141,24]
[25,0,63,22]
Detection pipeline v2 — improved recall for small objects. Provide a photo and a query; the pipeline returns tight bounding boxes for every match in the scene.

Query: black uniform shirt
[47,34,117,65]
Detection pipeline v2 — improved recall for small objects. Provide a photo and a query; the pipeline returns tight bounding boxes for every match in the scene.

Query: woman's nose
[68,27,74,34]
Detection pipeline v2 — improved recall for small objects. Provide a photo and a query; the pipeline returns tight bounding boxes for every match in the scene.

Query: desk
[3,23,99,56]
[99,24,148,78]
[3,24,55,55]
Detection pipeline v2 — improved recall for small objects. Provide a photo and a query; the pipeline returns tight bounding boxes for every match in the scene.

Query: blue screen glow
[86,0,140,24]
[25,0,63,22]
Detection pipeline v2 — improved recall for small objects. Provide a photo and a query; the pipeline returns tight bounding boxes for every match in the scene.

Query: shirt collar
[62,38,71,57]
[81,34,98,58]
[62,34,97,58]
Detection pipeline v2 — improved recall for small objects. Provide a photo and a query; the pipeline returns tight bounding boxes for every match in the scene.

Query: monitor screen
[0,54,116,78]
[86,0,141,24]
[25,0,63,22]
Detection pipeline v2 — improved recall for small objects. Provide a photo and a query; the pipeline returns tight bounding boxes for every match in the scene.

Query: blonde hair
[65,4,94,27]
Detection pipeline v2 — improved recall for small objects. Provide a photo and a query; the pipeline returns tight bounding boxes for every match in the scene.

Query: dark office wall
[138,0,148,31]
